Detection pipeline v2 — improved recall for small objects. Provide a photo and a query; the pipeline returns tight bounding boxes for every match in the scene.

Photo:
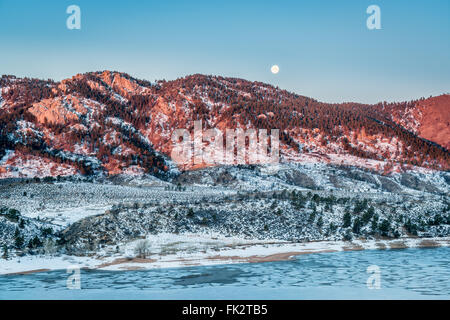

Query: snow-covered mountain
[1,71,449,178]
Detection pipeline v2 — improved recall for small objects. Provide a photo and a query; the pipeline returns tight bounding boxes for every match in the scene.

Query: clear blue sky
[0,0,449,103]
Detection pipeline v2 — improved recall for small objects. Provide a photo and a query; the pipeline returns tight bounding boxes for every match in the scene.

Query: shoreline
[1,236,449,275]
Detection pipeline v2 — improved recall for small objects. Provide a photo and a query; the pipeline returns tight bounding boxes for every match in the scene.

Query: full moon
[271,65,280,74]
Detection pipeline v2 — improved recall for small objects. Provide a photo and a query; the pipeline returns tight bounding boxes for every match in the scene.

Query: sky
[0,0,449,104]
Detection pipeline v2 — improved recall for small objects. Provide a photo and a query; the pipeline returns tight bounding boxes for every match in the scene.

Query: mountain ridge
[0,71,449,178]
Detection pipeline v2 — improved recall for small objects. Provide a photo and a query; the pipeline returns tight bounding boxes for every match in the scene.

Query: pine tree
[2,245,8,260]
[32,236,42,248]
[379,220,391,236]
[343,212,352,228]
[371,214,379,233]
[308,211,316,223]
[352,218,362,234]
[14,234,24,249]
[317,216,324,228]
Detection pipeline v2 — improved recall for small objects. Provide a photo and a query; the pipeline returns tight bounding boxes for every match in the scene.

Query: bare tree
[44,239,57,256]
[134,239,151,259]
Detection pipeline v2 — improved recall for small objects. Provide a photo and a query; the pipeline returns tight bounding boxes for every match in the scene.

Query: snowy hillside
[0,163,448,262]
[1,72,449,179]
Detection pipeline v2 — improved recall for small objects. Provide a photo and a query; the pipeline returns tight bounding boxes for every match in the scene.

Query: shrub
[312,194,320,204]
[187,208,194,217]
[27,236,43,249]
[43,176,54,183]
[404,219,418,236]
[353,199,368,214]
[15,235,24,249]
[343,229,353,241]
[41,228,53,237]
[328,222,337,234]
[431,215,444,226]
[270,200,277,209]
[362,206,375,225]
[1,208,21,222]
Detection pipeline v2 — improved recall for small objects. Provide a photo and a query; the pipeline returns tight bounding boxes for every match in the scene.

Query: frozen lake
[1,247,448,300]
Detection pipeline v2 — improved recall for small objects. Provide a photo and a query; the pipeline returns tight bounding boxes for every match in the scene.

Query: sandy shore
[191,238,449,266]
[1,236,449,275]
[6,268,52,276]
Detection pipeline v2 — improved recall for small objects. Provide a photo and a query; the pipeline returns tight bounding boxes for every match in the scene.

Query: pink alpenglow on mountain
[0,71,449,178]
